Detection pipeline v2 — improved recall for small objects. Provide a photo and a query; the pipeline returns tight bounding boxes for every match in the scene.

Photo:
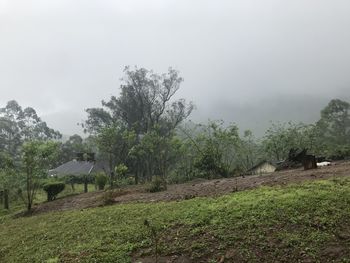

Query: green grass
[0,179,350,262]
[0,184,96,217]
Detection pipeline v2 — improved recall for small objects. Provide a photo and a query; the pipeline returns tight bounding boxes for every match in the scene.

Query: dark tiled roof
[49,160,109,176]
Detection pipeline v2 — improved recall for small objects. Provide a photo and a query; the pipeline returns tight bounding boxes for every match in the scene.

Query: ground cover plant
[0,178,349,262]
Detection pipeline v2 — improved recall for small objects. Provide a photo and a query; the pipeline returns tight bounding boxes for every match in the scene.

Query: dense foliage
[43,182,65,201]
[95,173,108,190]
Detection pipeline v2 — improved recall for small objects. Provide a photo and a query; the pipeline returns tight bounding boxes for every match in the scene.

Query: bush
[101,190,115,205]
[113,177,135,188]
[115,164,128,179]
[148,176,167,193]
[101,189,128,205]
[43,182,65,201]
[95,173,108,190]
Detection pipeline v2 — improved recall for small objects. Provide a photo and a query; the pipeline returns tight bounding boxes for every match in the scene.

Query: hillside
[1,175,350,262]
[27,161,350,215]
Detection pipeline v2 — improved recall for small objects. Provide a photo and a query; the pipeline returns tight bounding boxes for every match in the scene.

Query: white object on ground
[317,161,331,167]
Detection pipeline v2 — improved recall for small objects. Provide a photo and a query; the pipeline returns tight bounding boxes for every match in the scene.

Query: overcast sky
[1,0,349,136]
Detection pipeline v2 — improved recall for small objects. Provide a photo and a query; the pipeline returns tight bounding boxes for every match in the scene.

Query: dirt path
[30,161,350,215]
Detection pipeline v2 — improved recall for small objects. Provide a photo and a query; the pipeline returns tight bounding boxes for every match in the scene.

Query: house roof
[49,160,109,177]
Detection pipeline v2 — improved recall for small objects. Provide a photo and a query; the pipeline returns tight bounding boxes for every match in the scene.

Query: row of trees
[0,100,61,211]
[262,99,350,161]
[82,67,350,184]
[0,66,349,212]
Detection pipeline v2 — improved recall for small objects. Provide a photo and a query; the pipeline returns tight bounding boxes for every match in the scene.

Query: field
[0,164,350,262]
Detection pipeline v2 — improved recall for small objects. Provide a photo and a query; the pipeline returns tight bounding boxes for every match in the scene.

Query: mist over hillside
[41,91,349,137]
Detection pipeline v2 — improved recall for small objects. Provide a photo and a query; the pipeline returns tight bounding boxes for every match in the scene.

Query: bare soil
[30,161,350,216]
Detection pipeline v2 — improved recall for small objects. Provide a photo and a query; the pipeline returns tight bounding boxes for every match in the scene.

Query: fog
[1,0,349,136]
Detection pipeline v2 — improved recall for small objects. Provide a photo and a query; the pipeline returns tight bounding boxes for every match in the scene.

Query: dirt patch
[28,190,104,215]
[27,161,350,216]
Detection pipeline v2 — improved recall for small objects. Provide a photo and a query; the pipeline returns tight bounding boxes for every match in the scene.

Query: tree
[262,122,317,161]
[181,121,243,179]
[237,130,261,171]
[0,100,61,159]
[0,152,17,209]
[129,127,182,182]
[96,124,136,186]
[84,67,193,183]
[319,99,350,145]
[59,134,86,163]
[84,67,193,135]
[20,141,59,211]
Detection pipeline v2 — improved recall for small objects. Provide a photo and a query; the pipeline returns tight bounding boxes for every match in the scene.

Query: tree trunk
[110,171,114,188]
[0,191,3,206]
[303,155,317,170]
[4,189,9,210]
[135,172,139,185]
[109,153,114,188]
[135,162,139,185]
[84,177,88,193]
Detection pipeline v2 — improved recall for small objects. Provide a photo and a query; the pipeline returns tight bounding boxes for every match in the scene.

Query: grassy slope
[0,184,96,217]
[0,179,350,263]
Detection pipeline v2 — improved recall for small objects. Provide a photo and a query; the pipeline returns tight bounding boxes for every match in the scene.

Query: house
[48,153,110,192]
[246,161,276,175]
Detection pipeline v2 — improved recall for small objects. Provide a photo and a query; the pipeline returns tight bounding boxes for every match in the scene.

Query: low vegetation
[1,178,349,262]
[43,182,65,201]
[95,173,108,190]
[148,176,167,193]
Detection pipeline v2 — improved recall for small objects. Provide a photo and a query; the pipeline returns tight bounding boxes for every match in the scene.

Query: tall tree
[84,67,193,135]
[20,141,59,211]
[262,122,317,161]
[0,152,17,209]
[84,67,193,183]
[96,124,136,186]
[59,134,86,163]
[318,99,350,145]
[0,100,61,158]
[181,121,243,178]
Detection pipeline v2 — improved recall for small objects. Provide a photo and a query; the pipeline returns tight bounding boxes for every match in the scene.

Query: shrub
[148,176,167,193]
[101,190,115,205]
[95,173,108,190]
[113,177,135,187]
[115,164,128,179]
[43,182,65,201]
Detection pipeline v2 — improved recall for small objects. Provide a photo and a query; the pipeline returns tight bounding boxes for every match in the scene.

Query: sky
[0,0,349,136]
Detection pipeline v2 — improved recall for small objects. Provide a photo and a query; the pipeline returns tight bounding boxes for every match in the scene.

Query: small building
[48,153,110,192]
[246,161,276,175]
[48,159,109,178]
